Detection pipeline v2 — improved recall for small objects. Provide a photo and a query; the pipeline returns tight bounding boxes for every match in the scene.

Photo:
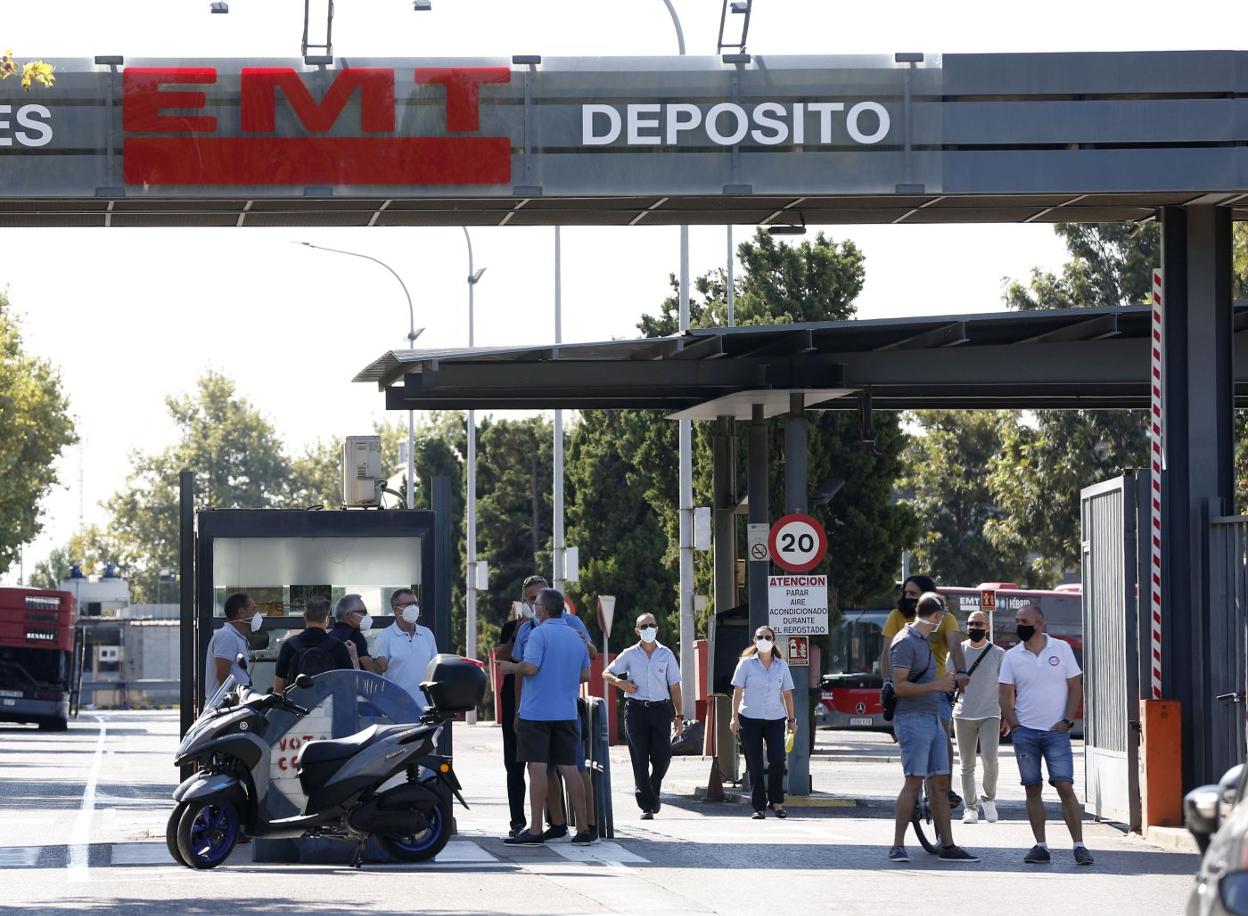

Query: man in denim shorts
[999,605,1092,866]
[887,592,978,864]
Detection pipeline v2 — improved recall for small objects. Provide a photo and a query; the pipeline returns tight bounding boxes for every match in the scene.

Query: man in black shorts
[500,588,592,847]
[273,597,355,692]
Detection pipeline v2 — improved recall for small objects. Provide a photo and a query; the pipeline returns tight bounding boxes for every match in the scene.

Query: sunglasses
[754,635,775,642]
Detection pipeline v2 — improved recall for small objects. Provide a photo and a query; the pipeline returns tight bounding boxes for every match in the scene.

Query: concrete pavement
[0,711,1201,915]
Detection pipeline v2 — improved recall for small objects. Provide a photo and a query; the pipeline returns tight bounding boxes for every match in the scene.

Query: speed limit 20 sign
[768,513,828,573]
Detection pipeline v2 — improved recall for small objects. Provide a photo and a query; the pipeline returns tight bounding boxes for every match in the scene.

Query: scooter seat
[298,725,391,768]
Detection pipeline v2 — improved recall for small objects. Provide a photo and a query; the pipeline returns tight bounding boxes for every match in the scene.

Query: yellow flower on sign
[0,51,55,90]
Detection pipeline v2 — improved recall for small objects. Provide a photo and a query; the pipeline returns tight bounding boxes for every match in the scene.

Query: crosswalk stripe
[109,843,175,866]
[548,840,649,865]
[433,841,498,863]
[0,848,40,867]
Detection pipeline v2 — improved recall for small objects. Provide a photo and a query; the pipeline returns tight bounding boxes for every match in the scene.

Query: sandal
[751,810,765,820]
[770,805,788,819]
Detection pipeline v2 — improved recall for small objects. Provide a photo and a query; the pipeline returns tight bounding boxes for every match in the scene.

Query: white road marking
[549,840,649,865]
[0,848,40,868]
[109,843,175,866]
[67,715,108,883]
[432,840,498,863]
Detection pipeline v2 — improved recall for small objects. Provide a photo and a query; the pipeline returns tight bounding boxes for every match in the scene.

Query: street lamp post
[299,243,421,508]
[660,0,696,724]
[462,228,485,716]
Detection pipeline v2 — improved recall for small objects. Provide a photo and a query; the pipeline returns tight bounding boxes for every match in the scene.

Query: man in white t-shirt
[998,605,1091,867]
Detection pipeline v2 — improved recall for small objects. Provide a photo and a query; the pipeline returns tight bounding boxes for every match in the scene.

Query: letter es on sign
[768,513,827,573]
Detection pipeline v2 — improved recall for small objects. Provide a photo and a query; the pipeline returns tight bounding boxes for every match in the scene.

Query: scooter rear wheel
[378,796,452,863]
[176,799,241,869]
[166,802,190,867]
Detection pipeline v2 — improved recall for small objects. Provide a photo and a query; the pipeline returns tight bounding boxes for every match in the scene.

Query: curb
[1139,825,1200,854]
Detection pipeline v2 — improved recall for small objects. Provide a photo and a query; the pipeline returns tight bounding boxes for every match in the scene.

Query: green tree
[902,410,1031,587]
[568,229,915,646]
[103,371,296,600]
[0,296,76,579]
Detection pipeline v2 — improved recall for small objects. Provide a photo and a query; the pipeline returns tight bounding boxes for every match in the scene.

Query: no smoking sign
[768,513,828,573]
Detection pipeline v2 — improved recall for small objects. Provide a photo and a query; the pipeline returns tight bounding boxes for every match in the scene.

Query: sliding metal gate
[1080,475,1142,829]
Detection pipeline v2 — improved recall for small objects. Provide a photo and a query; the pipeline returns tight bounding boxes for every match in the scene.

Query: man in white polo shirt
[374,588,439,716]
[998,604,1091,866]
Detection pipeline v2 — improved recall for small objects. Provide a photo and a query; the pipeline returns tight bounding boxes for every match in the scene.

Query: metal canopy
[356,302,1248,412]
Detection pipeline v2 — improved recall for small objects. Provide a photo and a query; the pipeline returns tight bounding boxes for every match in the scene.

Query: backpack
[292,637,337,679]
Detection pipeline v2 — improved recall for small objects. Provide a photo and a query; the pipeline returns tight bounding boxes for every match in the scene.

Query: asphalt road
[0,711,1201,915]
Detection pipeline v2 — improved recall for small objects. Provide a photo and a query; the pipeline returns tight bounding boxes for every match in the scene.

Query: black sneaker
[1024,844,1051,864]
[640,811,654,820]
[1074,846,1094,866]
[939,845,980,863]
[888,846,909,863]
[542,824,569,841]
[507,825,527,838]
[653,799,662,813]
[571,831,595,847]
[947,791,963,812]
[503,830,544,846]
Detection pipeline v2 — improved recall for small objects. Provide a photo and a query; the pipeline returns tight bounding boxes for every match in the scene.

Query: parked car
[1186,763,1248,914]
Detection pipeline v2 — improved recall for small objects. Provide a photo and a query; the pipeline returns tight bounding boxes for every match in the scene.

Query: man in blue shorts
[887,592,978,864]
[999,605,1092,866]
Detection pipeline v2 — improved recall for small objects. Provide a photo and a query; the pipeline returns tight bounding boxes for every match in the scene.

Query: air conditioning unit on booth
[342,436,383,506]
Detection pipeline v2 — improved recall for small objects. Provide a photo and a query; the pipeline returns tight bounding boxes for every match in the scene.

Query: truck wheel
[377,797,452,863]
[176,799,240,869]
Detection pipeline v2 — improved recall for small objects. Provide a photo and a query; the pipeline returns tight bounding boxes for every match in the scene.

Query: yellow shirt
[882,609,960,677]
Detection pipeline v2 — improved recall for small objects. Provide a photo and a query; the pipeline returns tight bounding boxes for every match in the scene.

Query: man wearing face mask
[330,594,385,675]
[953,610,1006,825]
[998,605,1091,866]
[374,588,439,714]
[888,592,978,863]
[204,592,262,697]
[604,612,685,819]
[493,575,547,837]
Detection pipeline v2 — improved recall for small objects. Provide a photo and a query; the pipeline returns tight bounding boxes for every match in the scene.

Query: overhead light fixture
[210,1,228,12]
[767,213,807,236]
[469,267,487,284]
[730,1,750,12]
[413,0,432,9]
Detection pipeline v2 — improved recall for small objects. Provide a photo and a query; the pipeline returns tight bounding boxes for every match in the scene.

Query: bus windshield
[0,646,69,692]
[825,610,890,676]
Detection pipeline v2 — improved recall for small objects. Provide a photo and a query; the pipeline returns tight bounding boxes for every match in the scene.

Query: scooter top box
[421,654,487,713]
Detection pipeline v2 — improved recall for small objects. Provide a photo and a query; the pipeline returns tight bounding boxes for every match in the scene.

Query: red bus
[0,587,76,731]
[820,583,1082,731]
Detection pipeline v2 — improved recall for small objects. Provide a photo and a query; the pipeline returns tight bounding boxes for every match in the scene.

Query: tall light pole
[660,0,696,724]
[463,228,485,708]
[299,242,420,508]
[553,227,566,592]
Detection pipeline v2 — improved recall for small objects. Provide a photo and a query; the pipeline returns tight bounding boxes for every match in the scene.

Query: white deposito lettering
[0,104,53,147]
[581,100,889,147]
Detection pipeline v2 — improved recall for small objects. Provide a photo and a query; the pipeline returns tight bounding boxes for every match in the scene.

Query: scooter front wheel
[176,799,241,869]
[378,796,452,863]
[166,802,190,867]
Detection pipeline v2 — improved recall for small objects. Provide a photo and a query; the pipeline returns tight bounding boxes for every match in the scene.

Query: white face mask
[358,614,373,632]
[521,602,536,620]
[639,626,658,644]
[401,605,420,625]
[249,611,264,632]
[755,638,774,655]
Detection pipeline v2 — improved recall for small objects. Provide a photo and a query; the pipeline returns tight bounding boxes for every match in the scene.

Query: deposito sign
[768,513,828,573]
[768,574,829,636]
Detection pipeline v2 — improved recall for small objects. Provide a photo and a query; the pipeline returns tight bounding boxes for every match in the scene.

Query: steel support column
[712,415,736,696]
[747,404,769,634]
[783,393,811,795]
[1160,204,1235,788]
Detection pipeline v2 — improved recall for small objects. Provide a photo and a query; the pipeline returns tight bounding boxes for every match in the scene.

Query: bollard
[1140,699,1183,828]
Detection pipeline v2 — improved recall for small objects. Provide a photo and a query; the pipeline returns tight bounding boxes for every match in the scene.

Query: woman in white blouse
[729,625,796,819]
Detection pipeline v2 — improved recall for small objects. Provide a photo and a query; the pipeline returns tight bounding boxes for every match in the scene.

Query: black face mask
[1016,624,1037,642]
[898,597,918,619]
[968,628,988,643]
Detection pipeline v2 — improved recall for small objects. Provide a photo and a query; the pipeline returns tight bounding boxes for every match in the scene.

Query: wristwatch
[1062,718,1075,729]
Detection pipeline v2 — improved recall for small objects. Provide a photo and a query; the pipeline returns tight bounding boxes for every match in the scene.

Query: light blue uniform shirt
[204,622,250,698]
[730,654,795,721]
[513,613,591,662]
[605,642,680,702]
[520,617,590,721]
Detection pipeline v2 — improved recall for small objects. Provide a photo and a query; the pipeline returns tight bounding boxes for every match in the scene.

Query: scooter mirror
[293,674,315,690]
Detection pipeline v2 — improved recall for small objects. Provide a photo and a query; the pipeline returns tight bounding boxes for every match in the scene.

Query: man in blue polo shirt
[500,587,592,847]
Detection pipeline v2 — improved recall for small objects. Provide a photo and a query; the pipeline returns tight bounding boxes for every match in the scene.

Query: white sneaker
[962,808,978,824]
[981,800,998,823]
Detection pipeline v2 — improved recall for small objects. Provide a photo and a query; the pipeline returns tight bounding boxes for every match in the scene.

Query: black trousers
[739,715,786,811]
[624,700,674,812]
[500,678,527,829]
